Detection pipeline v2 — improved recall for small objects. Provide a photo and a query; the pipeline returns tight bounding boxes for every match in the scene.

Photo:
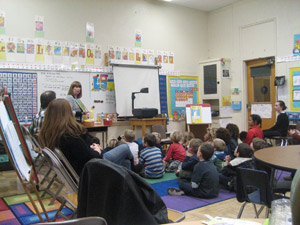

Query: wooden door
[247,58,276,130]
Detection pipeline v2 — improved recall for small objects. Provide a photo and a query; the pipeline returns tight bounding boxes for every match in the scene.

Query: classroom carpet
[148,172,236,212]
[0,192,72,225]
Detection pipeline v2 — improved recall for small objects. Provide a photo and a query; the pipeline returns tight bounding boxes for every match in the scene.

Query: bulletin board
[290,67,300,111]
[168,76,199,119]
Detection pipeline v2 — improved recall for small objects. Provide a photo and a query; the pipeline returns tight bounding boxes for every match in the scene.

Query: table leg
[142,124,146,137]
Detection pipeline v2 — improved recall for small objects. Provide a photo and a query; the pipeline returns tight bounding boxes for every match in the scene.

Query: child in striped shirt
[139,133,165,179]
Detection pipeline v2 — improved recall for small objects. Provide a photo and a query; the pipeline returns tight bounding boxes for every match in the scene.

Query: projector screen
[113,65,161,117]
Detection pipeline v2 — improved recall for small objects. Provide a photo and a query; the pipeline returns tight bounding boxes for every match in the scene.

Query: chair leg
[257,205,265,217]
[252,203,259,218]
[265,207,270,218]
[237,202,247,218]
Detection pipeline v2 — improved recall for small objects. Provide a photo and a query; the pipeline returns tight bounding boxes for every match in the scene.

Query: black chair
[236,167,285,218]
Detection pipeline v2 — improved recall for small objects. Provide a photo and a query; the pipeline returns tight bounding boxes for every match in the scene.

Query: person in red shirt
[245,114,264,145]
[163,131,186,172]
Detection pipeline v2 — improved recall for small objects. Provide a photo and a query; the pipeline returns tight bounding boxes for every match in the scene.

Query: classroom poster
[168,76,199,119]
[86,44,94,65]
[34,15,44,38]
[290,67,300,110]
[35,39,44,62]
[94,44,102,65]
[90,73,116,114]
[86,22,94,43]
[0,71,38,123]
[191,105,202,123]
[0,11,5,34]
[0,36,6,60]
[26,39,35,62]
[293,34,300,56]
[135,29,142,47]
[6,37,16,62]
[16,38,26,62]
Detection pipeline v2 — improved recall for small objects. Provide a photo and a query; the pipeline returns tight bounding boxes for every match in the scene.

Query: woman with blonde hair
[38,99,133,175]
[66,81,86,122]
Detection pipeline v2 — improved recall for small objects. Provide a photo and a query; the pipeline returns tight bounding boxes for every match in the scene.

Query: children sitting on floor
[168,143,219,199]
[139,133,165,179]
[163,131,186,172]
[219,143,254,191]
[239,131,247,143]
[152,132,165,158]
[211,138,226,172]
[175,138,203,180]
[124,129,139,165]
[181,131,195,150]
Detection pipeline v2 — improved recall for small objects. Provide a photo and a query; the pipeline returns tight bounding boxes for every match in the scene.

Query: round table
[254,145,300,172]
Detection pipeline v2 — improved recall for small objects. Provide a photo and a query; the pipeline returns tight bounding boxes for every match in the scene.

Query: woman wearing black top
[263,100,289,138]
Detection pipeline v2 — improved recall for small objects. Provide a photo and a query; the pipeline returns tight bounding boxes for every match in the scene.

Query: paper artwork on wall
[251,104,272,119]
[0,36,6,60]
[35,39,44,62]
[135,29,142,47]
[86,43,94,65]
[34,15,44,38]
[293,34,300,56]
[0,11,5,34]
[86,22,94,43]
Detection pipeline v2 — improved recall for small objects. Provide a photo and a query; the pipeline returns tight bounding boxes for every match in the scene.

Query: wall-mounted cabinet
[199,58,232,127]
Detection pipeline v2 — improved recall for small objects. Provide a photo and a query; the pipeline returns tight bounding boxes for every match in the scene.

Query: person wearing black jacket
[263,100,289,138]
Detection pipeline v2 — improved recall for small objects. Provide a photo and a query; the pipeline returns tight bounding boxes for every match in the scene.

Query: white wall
[0,0,208,137]
[0,0,208,74]
[207,0,300,131]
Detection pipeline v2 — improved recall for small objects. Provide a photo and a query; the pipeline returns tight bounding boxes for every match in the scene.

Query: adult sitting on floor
[263,100,289,138]
[38,98,133,176]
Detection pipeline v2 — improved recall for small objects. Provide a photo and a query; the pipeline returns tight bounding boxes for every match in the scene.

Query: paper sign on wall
[251,104,272,119]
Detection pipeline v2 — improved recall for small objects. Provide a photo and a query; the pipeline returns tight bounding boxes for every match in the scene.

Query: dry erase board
[38,71,116,116]
[0,70,116,122]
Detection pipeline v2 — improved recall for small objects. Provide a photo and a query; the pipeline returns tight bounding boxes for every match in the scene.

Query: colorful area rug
[148,172,236,212]
[0,192,72,225]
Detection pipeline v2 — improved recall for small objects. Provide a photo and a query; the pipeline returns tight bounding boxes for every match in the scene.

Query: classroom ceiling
[160,0,241,11]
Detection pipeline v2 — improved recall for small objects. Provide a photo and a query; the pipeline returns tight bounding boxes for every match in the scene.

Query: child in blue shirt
[139,133,165,179]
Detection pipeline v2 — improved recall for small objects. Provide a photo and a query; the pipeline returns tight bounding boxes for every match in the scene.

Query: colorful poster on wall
[35,39,44,62]
[34,15,44,38]
[86,22,94,43]
[168,76,199,119]
[135,29,142,47]
[0,11,5,34]
[90,73,116,114]
[0,36,6,60]
[293,34,300,56]
[222,96,232,106]
[0,71,38,123]
[290,67,300,110]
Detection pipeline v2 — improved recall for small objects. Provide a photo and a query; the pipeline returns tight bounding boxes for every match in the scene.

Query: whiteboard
[37,71,116,115]
[113,65,160,117]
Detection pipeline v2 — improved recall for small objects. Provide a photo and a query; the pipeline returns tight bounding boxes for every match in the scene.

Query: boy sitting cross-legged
[139,133,165,179]
[168,143,219,199]
[175,138,203,180]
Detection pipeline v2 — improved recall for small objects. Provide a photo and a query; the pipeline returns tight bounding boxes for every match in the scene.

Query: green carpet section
[4,192,50,205]
[143,172,177,184]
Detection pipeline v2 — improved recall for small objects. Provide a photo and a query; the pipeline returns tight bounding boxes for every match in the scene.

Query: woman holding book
[66,81,87,122]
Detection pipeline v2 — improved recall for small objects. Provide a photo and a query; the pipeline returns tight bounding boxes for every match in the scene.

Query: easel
[0,88,49,222]
[186,104,212,140]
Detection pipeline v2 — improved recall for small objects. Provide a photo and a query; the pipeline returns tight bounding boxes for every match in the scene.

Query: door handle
[247,102,251,110]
